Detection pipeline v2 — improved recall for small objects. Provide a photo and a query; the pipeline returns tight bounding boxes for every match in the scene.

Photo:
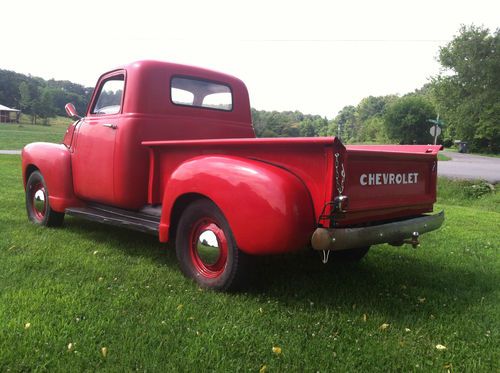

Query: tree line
[0,69,92,124]
[0,25,497,151]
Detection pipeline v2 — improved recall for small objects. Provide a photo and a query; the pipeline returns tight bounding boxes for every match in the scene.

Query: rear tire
[175,199,249,291]
[329,246,370,262]
[26,170,64,227]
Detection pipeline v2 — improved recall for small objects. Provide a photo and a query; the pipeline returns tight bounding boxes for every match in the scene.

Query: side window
[92,75,125,115]
[171,77,232,111]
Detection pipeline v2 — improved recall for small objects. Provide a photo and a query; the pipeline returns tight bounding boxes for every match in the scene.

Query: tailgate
[340,145,441,224]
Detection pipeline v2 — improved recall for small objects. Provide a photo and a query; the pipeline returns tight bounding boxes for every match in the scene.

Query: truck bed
[143,137,441,228]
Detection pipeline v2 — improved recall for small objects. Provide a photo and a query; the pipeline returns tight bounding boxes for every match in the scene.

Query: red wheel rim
[30,182,47,220]
[189,218,228,278]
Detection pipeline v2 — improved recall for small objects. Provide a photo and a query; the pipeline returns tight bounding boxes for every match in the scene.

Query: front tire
[26,170,64,227]
[175,199,249,291]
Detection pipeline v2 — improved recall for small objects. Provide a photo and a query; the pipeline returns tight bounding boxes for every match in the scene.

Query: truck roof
[96,60,251,124]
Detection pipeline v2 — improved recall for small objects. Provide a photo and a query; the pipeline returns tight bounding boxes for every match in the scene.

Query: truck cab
[62,61,255,209]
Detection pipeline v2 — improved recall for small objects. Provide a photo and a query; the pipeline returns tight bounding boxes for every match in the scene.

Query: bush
[442,137,453,148]
[384,96,436,144]
[438,178,497,205]
[463,181,495,199]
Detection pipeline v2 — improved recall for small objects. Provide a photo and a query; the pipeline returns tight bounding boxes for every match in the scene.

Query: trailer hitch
[389,231,420,248]
[403,231,420,248]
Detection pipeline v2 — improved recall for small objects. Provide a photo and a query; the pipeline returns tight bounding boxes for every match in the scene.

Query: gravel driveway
[438,151,500,183]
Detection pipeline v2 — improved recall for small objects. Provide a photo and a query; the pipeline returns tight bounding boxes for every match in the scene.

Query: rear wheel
[26,170,64,227]
[175,199,249,291]
[329,246,370,262]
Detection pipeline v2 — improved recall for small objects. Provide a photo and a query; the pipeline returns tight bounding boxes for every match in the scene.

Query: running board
[65,204,160,235]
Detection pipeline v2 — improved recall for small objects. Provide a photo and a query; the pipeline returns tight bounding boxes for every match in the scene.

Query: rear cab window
[171,77,232,111]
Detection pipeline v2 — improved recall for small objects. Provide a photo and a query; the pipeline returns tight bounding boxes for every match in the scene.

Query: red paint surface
[22,143,83,212]
[22,60,441,255]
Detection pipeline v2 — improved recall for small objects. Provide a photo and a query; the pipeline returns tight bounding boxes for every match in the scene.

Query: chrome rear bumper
[311,210,445,251]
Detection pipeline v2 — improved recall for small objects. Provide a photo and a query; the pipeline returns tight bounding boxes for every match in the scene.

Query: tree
[38,87,57,125]
[355,95,397,142]
[432,25,500,152]
[19,82,32,116]
[360,116,387,143]
[251,109,329,138]
[333,105,357,142]
[357,96,395,123]
[19,81,43,124]
[384,96,436,144]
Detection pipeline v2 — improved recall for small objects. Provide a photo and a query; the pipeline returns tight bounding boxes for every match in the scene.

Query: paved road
[438,151,500,183]
[1,149,498,183]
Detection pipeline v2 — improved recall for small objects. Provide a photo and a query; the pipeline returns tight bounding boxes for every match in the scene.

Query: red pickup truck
[22,60,444,290]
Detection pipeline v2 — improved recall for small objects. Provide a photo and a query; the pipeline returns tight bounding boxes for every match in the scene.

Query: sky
[1,0,498,118]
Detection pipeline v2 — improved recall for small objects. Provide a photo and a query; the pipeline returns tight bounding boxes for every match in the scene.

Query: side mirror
[65,103,81,120]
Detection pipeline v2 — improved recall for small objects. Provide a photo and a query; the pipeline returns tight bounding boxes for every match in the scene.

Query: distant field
[0,115,70,149]
[0,154,498,372]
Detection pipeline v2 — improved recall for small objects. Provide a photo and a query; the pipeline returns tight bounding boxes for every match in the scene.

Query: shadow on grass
[248,249,498,320]
[62,217,177,265]
[62,217,498,321]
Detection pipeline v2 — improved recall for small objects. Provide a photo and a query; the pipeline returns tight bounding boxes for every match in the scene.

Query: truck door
[71,72,125,205]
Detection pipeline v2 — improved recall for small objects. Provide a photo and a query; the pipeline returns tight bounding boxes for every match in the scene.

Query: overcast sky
[1,0,498,118]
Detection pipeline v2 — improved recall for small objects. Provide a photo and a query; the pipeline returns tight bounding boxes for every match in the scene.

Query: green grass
[0,115,70,149]
[0,156,499,372]
[437,153,451,161]
[437,178,499,212]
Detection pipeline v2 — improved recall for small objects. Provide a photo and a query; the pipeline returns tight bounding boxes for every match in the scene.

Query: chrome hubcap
[195,230,221,266]
[190,219,228,278]
[31,184,46,219]
[34,189,45,212]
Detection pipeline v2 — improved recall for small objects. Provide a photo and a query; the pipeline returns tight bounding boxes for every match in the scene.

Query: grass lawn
[0,115,70,150]
[437,153,451,161]
[0,155,498,372]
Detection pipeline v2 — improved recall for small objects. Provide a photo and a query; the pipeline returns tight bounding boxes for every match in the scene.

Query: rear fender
[160,155,316,255]
[22,143,82,212]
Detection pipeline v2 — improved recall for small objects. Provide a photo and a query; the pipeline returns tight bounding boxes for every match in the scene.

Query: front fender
[161,156,315,255]
[22,142,82,212]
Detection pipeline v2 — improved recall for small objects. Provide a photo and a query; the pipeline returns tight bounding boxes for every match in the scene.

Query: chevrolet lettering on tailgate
[360,172,419,186]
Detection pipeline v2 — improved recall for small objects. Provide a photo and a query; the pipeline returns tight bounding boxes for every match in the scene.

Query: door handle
[102,123,117,129]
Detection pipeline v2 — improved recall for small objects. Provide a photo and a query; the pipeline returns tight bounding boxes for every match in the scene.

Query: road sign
[430,125,441,137]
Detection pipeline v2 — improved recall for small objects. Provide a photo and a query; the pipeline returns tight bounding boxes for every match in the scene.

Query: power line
[240,39,450,43]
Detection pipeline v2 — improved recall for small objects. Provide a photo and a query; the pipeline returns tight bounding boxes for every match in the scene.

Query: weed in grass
[463,181,495,199]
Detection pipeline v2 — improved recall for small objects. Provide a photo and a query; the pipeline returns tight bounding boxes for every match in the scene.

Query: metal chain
[334,153,345,195]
